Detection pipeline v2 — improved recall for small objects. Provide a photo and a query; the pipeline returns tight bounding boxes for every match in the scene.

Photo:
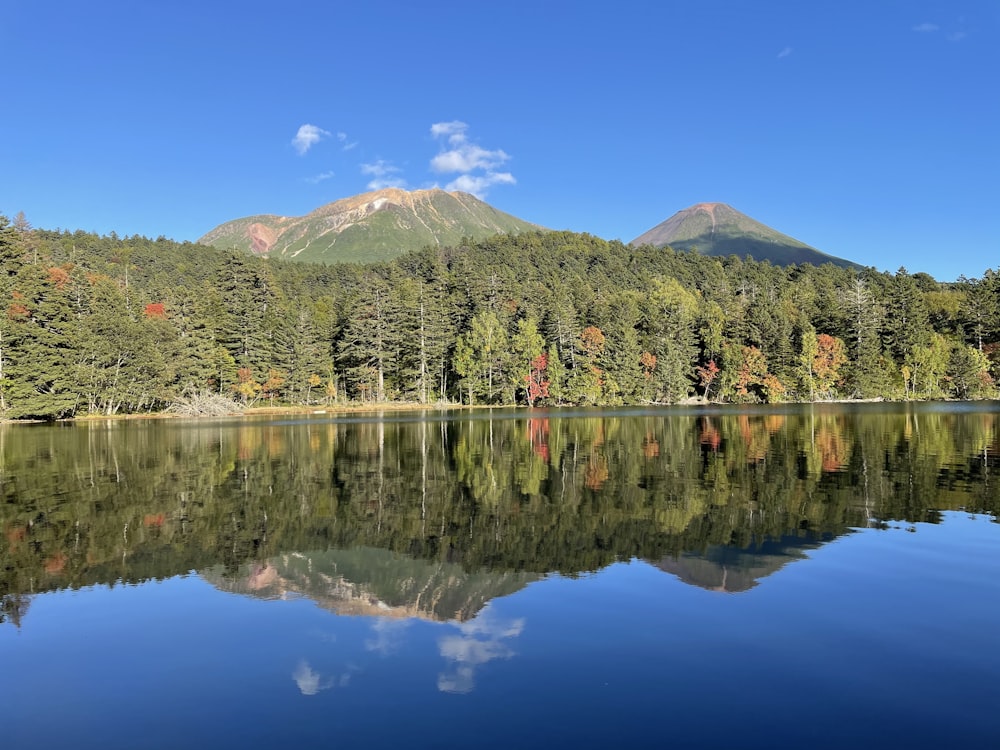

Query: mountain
[198,187,544,264]
[631,202,861,268]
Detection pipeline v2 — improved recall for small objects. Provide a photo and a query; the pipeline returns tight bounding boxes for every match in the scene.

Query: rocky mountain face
[198,187,543,264]
[631,202,860,268]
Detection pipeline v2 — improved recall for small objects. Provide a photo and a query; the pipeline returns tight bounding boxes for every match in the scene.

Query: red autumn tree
[525,352,550,406]
[143,302,167,319]
[696,359,720,400]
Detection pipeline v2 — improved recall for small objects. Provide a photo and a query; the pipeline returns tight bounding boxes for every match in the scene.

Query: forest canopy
[0,213,997,419]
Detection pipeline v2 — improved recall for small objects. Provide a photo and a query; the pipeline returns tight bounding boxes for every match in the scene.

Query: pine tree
[0,215,26,412]
[5,263,82,419]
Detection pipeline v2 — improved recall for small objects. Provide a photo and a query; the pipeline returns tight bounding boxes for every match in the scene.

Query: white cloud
[361,159,407,190]
[430,120,469,145]
[777,47,792,59]
[430,121,514,198]
[292,124,331,155]
[947,31,967,42]
[305,170,335,184]
[445,172,516,198]
[912,22,939,32]
[432,143,510,173]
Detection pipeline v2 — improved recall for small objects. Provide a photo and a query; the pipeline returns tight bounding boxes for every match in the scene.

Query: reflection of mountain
[652,534,835,593]
[203,546,539,622]
[4,405,1000,625]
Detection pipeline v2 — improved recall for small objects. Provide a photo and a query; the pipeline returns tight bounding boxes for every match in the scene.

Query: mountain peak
[631,203,860,269]
[199,189,542,263]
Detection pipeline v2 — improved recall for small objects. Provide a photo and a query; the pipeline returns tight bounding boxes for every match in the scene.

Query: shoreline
[3,395,996,426]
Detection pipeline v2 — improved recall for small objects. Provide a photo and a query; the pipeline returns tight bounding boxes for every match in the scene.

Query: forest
[1,212,998,419]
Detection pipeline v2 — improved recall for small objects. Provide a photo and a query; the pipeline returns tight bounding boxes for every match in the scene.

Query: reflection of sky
[292,660,353,696]
[365,618,411,656]
[437,605,525,694]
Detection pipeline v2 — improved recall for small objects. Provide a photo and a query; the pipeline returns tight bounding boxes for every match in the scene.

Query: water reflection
[2,403,999,629]
[654,534,831,592]
[292,660,341,696]
[365,618,411,656]
[437,607,525,693]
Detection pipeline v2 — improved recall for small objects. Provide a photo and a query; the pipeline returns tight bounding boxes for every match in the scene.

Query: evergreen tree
[454,310,510,405]
[337,275,394,402]
[4,263,81,419]
[0,215,26,411]
[883,268,931,395]
[643,279,699,402]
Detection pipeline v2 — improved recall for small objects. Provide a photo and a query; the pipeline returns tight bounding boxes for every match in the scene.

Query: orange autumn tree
[262,369,286,406]
[232,367,261,404]
[570,326,606,404]
[800,332,848,399]
[734,345,768,402]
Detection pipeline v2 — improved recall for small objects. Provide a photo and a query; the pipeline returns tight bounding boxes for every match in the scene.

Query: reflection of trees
[0,592,30,627]
[2,406,1000,614]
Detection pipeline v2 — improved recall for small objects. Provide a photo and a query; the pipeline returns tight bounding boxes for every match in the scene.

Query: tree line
[1,212,998,419]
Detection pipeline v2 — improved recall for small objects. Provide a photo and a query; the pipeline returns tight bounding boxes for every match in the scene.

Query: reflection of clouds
[439,633,515,664]
[365,618,412,656]
[438,665,477,694]
[292,660,354,696]
[437,606,525,694]
[293,660,333,696]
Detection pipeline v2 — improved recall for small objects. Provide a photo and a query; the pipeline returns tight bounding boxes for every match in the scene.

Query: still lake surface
[2,403,999,749]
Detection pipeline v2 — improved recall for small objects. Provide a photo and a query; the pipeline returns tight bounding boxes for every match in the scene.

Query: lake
[2,403,999,749]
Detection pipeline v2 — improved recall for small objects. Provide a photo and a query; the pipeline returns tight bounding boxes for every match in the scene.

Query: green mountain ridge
[200,192,862,268]
[631,202,862,269]
[198,187,544,264]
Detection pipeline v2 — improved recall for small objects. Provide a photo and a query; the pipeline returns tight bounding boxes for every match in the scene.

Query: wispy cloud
[430,120,468,144]
[337,131,359,151]
[361,159,406,190]
[429,121,514,198]
[777,47,792,59]
[912,21,966,42]
[305,170,335,184]
[292,124,331,155]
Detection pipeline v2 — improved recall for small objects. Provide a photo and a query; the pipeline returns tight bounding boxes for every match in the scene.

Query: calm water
[2,403,999,749]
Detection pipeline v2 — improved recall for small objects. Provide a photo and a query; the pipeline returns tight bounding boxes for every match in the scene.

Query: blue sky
[1,0,996,281]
